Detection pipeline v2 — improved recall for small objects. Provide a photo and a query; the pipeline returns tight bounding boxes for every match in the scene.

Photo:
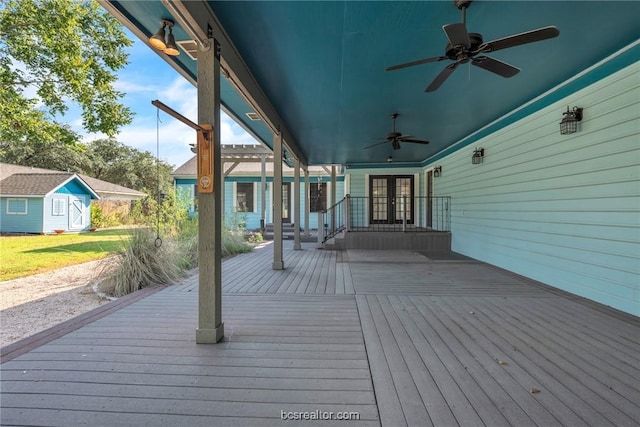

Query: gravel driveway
[0,259,115,347]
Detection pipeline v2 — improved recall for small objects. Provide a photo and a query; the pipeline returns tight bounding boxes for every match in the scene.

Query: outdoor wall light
[472,148,484,164]
[387,156,393,163]
[433,166,442,177]
[560,106,583,135]
[149,19,180,56]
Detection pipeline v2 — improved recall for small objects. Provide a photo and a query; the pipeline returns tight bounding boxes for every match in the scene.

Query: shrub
[247,231,264,243]
[100,228,187,297]
[90,204,120,228]
[100,216,252,297]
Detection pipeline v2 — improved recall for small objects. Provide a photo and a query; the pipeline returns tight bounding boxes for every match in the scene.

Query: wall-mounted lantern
[560,106,583,135]
[472,148,484,164]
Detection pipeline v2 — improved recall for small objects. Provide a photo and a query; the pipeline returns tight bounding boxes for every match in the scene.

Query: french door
[369,175,414,224]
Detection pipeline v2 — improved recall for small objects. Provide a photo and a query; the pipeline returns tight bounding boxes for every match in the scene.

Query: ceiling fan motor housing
[445,32,483,61]
[455,0,472,10]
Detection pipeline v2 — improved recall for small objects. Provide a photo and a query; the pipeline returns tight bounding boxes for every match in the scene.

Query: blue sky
[70,29,257,169]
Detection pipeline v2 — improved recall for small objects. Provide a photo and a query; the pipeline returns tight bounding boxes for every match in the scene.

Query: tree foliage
[0,137,174,196]
[0,0,133,144]
[85,138,174,195]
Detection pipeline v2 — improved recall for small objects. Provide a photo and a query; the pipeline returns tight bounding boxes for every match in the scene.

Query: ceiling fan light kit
[385,0,559,92]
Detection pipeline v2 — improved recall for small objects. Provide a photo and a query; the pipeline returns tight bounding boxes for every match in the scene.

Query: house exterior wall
[345,167,424,228]
[0,197,43,233]
[174,175,345,231]
[425,60,639,316]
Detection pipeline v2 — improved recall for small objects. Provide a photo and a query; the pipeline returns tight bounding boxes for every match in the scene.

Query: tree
[0,135,90,172]
[0,0,133,146]
[86,138,174,195]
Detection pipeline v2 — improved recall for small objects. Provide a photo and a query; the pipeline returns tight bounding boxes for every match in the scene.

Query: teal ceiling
[106,1,640,166]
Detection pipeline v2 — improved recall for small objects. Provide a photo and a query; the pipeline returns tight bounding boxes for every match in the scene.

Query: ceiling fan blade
[363,140,389,149]
[400,137,430,144]
[443,23,470,48]
[472,56,520,77]
[425,62,459,92]
[479,26,560,53]
[386,56,447,71]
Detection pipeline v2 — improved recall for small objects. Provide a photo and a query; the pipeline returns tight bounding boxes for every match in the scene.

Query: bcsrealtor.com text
[281,410,361,421]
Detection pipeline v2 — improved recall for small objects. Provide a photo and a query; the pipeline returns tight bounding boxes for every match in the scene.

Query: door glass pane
[372,178,387,221]
[395,178,412,221]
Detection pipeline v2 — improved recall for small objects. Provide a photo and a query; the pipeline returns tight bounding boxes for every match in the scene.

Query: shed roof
[0,163,145,199]
[0,173,99,199]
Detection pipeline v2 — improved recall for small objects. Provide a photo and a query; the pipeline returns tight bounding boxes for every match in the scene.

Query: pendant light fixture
[149,19,180,56]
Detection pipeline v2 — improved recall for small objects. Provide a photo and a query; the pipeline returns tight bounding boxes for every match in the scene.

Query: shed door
[69,197,85,229]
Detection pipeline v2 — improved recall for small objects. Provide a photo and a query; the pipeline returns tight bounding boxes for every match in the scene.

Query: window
[236,183,254,212]
[52,198,65,216]
[310,182,326,212]
[7,198,27,215]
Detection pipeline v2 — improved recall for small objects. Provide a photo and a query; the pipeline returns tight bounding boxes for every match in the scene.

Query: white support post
[331,165,336,232]
[220,160,225,222]
[260,154,266,230]
[196,35,224,344]
[293,157,301,250]
[272,133,284,269]
[345,194,350,232]
[304,168,310,237]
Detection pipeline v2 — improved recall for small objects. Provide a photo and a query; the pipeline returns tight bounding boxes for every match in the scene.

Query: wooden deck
[2,242,639,426]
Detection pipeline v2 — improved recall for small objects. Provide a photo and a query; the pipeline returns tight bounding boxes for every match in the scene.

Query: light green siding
[346,167,424,198]
[427,61,640,316]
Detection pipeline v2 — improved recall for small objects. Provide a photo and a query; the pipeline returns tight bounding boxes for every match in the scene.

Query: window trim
[6,198,28,215]
[52,198,66,216]
[235,182,256,213]
[310,182,327,213]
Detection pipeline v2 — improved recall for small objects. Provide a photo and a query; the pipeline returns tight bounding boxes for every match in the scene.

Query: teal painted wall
[0,197,43,233]
[425,61,639,316]
[55,179,89,196]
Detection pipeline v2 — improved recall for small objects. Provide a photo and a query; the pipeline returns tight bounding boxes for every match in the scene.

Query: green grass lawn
[0,229,134,281]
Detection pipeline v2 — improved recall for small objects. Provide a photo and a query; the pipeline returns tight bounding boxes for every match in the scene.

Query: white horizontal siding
[429,61,640,315]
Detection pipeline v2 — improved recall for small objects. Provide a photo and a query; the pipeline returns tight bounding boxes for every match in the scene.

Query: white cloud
[73,74,261,168]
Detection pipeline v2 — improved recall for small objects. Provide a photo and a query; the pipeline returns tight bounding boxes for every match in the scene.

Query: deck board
[2,245,639,426]
[1,293,378,426]
[358,291,640,427]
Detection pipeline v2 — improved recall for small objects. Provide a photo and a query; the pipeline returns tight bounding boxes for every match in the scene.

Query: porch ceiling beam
[164,0,307,167]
